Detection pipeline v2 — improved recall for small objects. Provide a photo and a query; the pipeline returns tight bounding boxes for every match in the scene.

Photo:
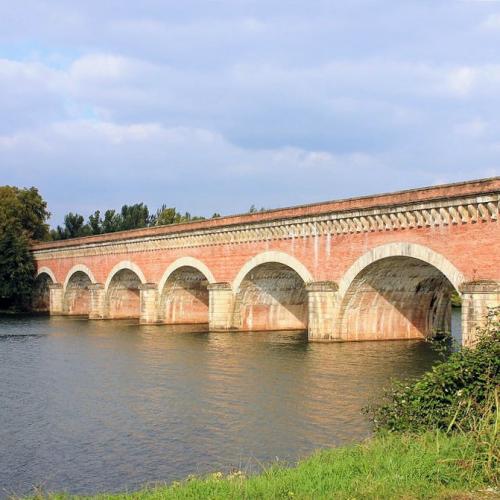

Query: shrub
[370,307,499,434]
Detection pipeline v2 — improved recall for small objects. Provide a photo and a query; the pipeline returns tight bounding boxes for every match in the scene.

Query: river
[0,311,461,496]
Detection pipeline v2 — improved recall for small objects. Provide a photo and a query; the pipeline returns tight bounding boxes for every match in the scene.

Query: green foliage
[370,308,500,434]
[51,203,209,239]
[51,212,91,240]
[249,204,267,213]
[88,210,102,235]
[154,206,179,225]
[154,205,206,226]
[120,203,151,230]
[103,209,122,233]
[0,186,50,240]
[0,225,35,309]
[451,290,462,307]
[0,186,50,309]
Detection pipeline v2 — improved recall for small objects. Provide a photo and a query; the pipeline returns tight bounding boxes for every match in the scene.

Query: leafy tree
[0,226,35,309]
[88,210,102,235]
[0,186,50,240]
[212,213,221,218]
[102,209,122,233]
[50,226,67,240]
[248,205,267,213]
[154,206,205,226]
[120,203,151,230]
[64,212,90,238]
[53,202,208,238]
[0,186,50,309]
[155,206,179,226]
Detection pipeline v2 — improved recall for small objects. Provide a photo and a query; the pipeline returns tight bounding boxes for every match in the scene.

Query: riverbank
[30,428,497,499]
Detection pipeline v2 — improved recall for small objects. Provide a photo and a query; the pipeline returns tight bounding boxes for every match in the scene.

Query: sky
[1,1,499,226]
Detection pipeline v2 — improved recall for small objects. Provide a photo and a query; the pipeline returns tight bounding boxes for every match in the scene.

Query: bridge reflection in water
[0,311,460,496]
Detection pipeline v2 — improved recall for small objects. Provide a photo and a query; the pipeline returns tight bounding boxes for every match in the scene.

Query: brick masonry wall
[33,220,499,287]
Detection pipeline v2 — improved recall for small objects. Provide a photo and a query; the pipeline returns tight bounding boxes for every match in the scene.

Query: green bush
[370,308,499,434]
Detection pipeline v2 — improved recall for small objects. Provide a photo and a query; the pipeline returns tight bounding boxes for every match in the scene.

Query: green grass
[29,429,498,500]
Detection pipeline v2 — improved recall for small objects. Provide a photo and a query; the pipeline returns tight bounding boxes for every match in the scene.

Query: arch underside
[106,269,142,319]
[64,271,92,315]
[233,262,308,331]
[32,273,53,312]
[340,256,456,341]
[160,266,209,324]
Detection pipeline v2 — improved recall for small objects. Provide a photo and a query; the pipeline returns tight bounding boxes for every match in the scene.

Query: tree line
[51,204,222,240]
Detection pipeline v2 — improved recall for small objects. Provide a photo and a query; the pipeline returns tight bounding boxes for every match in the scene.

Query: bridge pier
[306,281,340,341]
[208,283,234,330]
[48,283,64,315]
[461,281,500,347]
[140,284,159,324]
[88,284,106,319]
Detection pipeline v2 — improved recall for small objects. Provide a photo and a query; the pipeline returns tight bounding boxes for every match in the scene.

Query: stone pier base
[88,283,106,319]
[140,283,159,324]
[306,281,340,341]
[48,283,64,315]
[208,283,234,330]
[461,280,500,347]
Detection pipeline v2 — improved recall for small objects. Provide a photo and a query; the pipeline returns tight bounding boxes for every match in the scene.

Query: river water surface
[0,313,460,497]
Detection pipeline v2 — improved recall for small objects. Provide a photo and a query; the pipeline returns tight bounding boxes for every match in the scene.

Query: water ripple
[0,314,451,497]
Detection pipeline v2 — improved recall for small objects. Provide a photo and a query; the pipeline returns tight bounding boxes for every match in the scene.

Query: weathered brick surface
[32,178,500,343]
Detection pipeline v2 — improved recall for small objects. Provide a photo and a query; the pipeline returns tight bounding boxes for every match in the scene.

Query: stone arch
[337,243,465,341]
[232,251,313,291]
[158,257,215,325]
[33,267,56,312]
[158,257,215,293]
[36,266,57,283]
[105,261,146,319]
[63,265,96,316]
[63,264,96,291]
[104,261,147,291]
[338,243,465,298]
[158,257,215,324]
[232,252,312,331]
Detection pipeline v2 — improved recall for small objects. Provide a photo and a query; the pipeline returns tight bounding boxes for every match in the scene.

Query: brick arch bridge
[32,178,500,346]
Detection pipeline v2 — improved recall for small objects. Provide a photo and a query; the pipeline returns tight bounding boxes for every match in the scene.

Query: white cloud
[1,1,500,223]
[453,118,487,137]
[481,13,500,30]
[444,67,477,97]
